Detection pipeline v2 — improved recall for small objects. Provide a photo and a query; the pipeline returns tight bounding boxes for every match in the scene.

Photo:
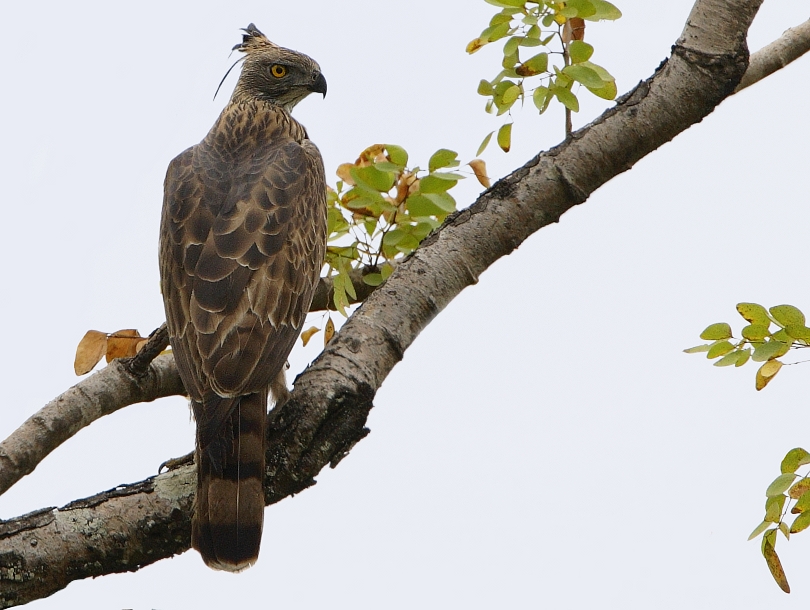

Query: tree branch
[7,1,809,605]
[737,18,810,91]
[0,326,182,498]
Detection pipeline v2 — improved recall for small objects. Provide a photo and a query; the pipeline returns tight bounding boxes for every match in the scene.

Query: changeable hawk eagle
[159,24,327,571]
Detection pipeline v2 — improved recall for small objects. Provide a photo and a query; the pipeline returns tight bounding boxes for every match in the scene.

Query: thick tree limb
[8,1,810,606]
[737,18,810,91]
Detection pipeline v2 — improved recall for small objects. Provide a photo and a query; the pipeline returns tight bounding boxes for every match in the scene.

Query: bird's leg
[159,451,195,473]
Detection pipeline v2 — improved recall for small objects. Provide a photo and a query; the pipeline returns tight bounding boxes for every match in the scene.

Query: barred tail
[192,392,266,572]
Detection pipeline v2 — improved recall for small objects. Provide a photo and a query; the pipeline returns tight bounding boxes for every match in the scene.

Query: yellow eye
[270,64,287,78]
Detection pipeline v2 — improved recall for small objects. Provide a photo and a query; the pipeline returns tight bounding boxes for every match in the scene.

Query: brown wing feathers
[159,25,326,571]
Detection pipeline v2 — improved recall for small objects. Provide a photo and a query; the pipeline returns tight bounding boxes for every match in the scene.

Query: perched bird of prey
[159,24,327,571]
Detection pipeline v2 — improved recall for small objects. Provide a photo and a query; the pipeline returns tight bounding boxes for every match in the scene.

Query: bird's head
[229,24,327,111]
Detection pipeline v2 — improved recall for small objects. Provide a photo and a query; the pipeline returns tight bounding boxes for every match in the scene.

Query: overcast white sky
[0,1,809,608]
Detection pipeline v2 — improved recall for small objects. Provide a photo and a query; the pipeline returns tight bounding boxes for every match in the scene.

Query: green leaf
[735,348,751,367]
[484,0,525,7]
[362,273,384,287]
[569,40,594,63]
[765,494,786,523]
[742,324,770,341]
[423,192,457,213]
[552,86,579,112]
[737,302,771,325]
[565,0,596,18]
[683,344,711,354]
[752,340,788,362]
[380,262,394,280]
[770,304,805,327]
[351,166,395,193]
[478,79,494,96]
[563,64,604,88]
[385,144,409,168]
[502,83,521,105]
[428,149,459,173]
[714,350,742,367]
[700,323,732,341]
[791,510,810,534]
[497,123,512,152]
[490,12,514,26]
[748,520,771,541]
[533,86,551,113]
[793,490,810,514]
[779,522,791,540]
[405,194,445,217]
[516,52,549,76]
[785,325,810,341]
[766,473,797,497]
[586,80,617,100]
[519,37,543,47]
[577,60,615,83]
[419,175,456,194]
[587,0,622,20]
[503,36,521,56]
[706,340,734,359]
[482,21,512,43]
[477,131,494,156]
[393,233,420,255]
[781,449,810,474]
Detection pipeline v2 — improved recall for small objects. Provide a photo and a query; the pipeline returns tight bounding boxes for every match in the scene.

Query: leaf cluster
[467,0,621,152]
[748,448,810,593]
[325,144,466,315]
[684,303,810,390]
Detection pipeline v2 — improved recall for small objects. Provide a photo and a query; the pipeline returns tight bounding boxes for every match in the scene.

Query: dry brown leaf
[135,339,149,354]
[396,171,414,203]
[469,159,491,188]
[356,144,385,166]
[336,163,355,185]
[563,17,586,43]
[74,330,108,375]
[300,326,321,347]
[106,329,144,362]
[324,317,335,346]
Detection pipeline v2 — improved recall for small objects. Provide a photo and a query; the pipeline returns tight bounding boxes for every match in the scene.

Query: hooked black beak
[309,72,327,98]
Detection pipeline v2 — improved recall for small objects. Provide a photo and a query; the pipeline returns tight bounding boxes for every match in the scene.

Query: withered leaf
[74,330,108,375]
[106,329,144,362]
[336,163,355,185]
[300,326,321,347]
[469,159,491,188]
[563,17,586,43]
[324,317,336,346]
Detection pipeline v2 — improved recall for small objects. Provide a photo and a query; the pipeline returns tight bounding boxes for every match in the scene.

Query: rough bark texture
[0,327,181,497]
[7,1,810,606]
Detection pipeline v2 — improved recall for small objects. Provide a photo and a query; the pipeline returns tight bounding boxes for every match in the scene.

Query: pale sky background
[0,1,808,608]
